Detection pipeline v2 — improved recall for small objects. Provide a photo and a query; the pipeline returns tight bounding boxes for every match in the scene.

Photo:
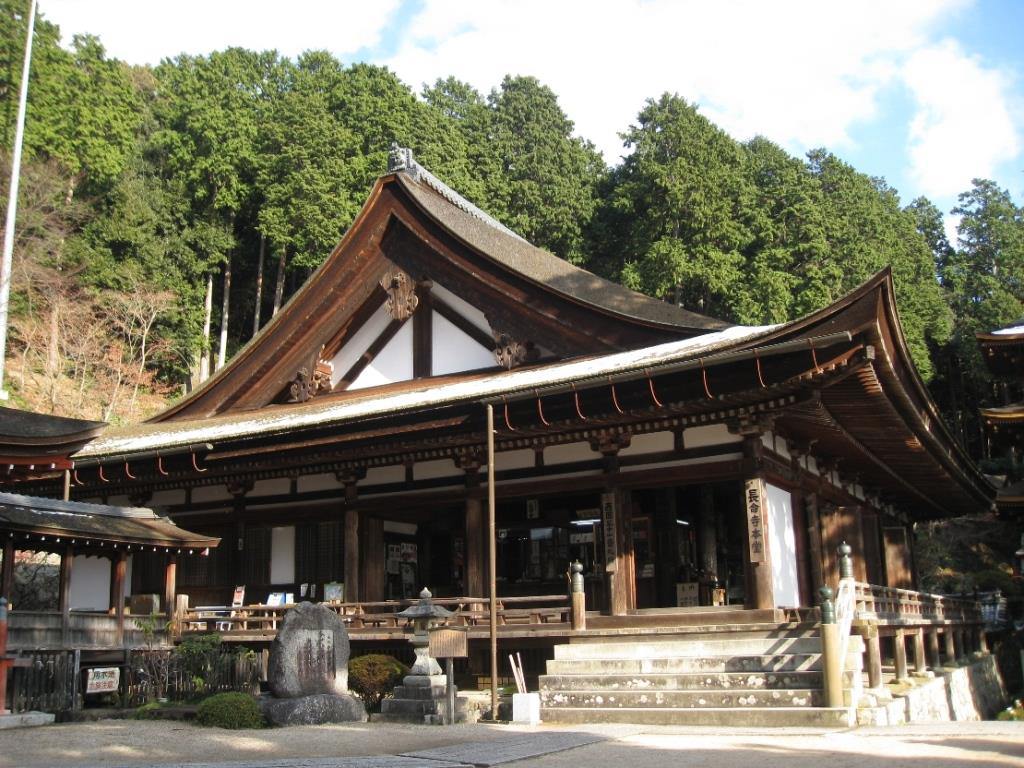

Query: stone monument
[260,602,367,726]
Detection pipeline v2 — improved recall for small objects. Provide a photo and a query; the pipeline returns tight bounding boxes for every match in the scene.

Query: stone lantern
[396,587,453,677]
[379,587,462,723]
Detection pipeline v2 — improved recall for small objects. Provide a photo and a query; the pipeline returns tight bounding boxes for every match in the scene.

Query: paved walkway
[2,719,1022,768]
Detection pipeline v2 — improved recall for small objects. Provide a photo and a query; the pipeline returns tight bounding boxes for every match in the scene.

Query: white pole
[0,0,39,400]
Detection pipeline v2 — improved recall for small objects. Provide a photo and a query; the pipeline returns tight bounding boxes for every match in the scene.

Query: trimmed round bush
[348,654,408,712]
[195,692,264,729]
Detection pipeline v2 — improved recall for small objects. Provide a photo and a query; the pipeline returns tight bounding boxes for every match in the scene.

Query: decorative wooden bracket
[283,362,333,403]
[492,331,538,369]
[381,267,419,321]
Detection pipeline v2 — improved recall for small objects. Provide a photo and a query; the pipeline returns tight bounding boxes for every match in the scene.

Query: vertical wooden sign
[601,492,618,572]
[745,478,766,563]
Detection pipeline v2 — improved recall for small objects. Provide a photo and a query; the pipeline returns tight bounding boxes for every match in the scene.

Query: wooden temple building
[15,150,996,719]
[978,321,1024,513]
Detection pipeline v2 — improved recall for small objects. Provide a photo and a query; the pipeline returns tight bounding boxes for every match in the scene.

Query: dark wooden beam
[413,290,432,379]
[1,539,13,603]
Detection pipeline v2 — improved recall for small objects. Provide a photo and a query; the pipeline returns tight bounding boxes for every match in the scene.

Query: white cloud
[40,0,400,65]
[383,0,968,163]
[903,39,1020,199]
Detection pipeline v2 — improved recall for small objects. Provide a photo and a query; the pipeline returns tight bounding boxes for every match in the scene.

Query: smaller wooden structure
[978,322,1024,513]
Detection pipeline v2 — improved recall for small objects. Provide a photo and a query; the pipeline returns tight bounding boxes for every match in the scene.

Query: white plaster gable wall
[432,311,495,375]
[431,282,490,335]
[251,478,291,496]
[495,449,534,471]
[350,321,414,390]
[329,303,392,387]
[192,484,231,503]
[150,489,186,506]
[765,483,800,608]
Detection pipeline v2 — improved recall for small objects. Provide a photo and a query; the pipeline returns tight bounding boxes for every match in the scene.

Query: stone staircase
[539,614,858,726]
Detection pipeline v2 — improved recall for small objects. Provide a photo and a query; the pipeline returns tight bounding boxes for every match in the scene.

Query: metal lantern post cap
[819,586,836,624]
[837,541,854,580]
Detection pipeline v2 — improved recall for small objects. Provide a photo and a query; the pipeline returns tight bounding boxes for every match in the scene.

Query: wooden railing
[180,594,571,636]
[5,611,167,650]
[853,583,983,626]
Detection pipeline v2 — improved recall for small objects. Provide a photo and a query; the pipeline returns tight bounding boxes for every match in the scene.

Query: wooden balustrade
[853,583,983,626]
[180,594,572,637]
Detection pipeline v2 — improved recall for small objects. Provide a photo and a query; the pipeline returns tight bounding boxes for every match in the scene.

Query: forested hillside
[1,2,1022,475]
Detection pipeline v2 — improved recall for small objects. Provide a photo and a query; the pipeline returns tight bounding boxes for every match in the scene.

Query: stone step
[570,622,821,643]
[379,698,439,717]
[541,688,822,709]
[587,608,784,630]
[540,706,854,727]
[392,684,450,700]
[539,670,822,692]
[555,637,823,660]
[546,654,822,675]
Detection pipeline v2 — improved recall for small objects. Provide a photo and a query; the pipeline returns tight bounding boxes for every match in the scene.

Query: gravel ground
[1,719,1023,768]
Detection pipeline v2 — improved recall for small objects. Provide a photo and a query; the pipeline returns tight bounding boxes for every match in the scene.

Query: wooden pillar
[362,517,385,602]
[1,539,13,603]
[804,492,825,598]
[595,434,633,616]
[956,628,967,663]
[944,627,957,665]
[58,544,74,646]
[339,473,362,603]
[977,626,989,654]
[112,551,127,647]
[741,433,773,610]
[865,627,884,689]
[698,486,718,599]
[912,629,928,674]
[928,628,942,669]
[163,554,177,620]
[790,486,811,607]
[344,509,360,602]
[893,629,909,681]
[464,493,484,599]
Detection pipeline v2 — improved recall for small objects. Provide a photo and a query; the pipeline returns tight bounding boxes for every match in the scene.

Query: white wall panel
[619,431,674,456]
[69,555,110,611]
[270,526,295,585]
[545,442,596,465]
[683,424,741,449]
[766,483,800,608]
[329,303,392,386]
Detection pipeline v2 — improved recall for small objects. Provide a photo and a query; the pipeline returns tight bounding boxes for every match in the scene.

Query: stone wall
[858,656,1007,726]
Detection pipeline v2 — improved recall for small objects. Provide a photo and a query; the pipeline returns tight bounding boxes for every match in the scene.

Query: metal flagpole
[0,0,39,399]
[486,403,498,720]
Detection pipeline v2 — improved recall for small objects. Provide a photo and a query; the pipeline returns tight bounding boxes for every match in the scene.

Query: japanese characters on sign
[601,492,618,572]
[86,667,120,694]
[745,478,766,563]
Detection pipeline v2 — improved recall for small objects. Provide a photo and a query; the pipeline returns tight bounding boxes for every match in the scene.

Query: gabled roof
[0,492,220,550]
[153,152,725,422]
[0,407,106,482]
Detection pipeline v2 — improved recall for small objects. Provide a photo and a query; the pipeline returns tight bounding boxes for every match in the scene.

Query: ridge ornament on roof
[387,143,528,243]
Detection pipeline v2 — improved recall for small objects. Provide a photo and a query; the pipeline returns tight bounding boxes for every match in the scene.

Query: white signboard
[86,667,120,694]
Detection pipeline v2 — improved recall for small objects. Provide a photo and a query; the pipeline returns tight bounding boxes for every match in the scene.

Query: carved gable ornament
[381,267,418,321]
[282,362,334,404]
[492,331,538,370]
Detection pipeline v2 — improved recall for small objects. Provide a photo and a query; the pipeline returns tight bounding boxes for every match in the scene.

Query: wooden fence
[8,650,77,713]
[120,648,262,707]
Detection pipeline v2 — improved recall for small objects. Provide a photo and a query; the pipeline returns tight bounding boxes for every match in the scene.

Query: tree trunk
[272,246,287,316]
[252,233,265,337]
[46,300,59,412]
[216,256,232,371]
[198,273,213,384]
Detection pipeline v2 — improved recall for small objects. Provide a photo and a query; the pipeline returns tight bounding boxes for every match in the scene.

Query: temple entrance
[494,491,607,609]
[630,482,747,610]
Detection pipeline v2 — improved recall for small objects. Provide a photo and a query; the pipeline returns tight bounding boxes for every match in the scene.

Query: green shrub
[348,654,408,712]
[997,699,1024,721]
[195,692,264,729]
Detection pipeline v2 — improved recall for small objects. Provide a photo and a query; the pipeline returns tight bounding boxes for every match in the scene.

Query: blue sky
[40,0,1024,230]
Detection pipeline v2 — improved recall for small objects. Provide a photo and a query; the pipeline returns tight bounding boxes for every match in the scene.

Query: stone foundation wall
[858,656,1007,726]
